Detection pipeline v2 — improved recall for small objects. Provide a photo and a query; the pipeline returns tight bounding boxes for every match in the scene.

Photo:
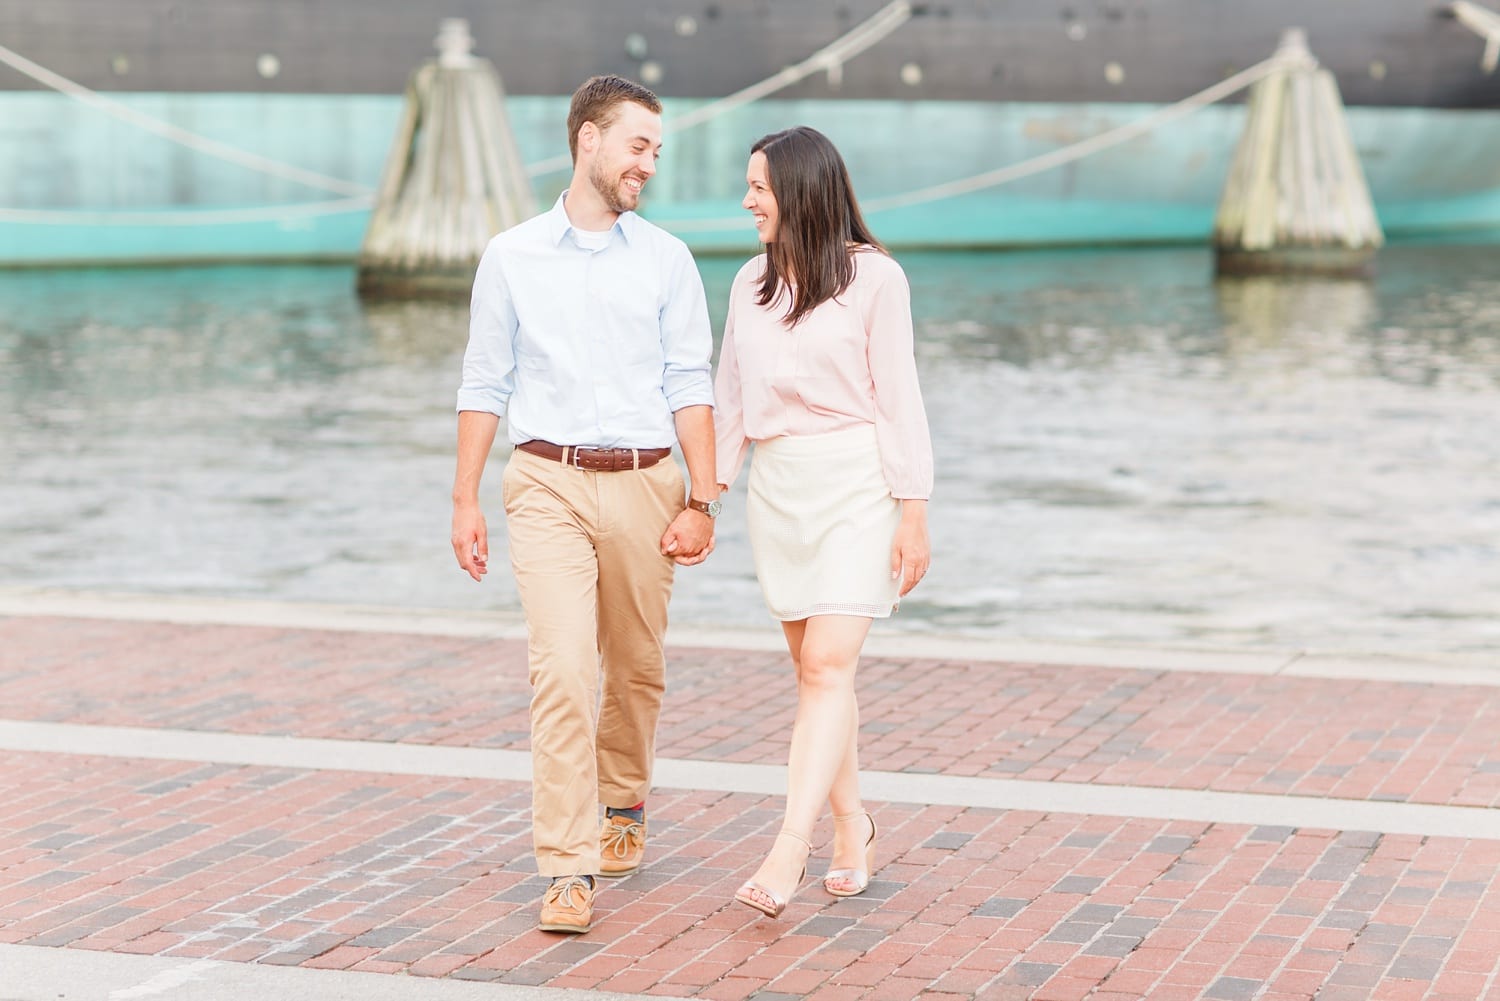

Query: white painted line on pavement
[2,587,1495,685]
[2,719,1497,841]
[0,944,653,1001]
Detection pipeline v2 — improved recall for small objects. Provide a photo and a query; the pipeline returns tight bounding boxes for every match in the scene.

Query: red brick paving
[3,616,1499,808]
[2,613,1500,999]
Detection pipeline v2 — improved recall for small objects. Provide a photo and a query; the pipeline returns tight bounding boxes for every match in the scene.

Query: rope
[864,53,1296,213]
[0,41,375,197]
[0,4,912,223]
[662,50,1301,233]
[0,17,1301,233]
[523,0,912,177]
[1448,1,1500,73]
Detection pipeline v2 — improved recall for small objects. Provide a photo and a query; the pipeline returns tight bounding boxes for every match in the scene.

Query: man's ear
[577,121,600,156]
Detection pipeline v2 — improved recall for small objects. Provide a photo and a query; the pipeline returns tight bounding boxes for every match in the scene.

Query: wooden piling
[1213,29,1383,277]
[356,19,536,298]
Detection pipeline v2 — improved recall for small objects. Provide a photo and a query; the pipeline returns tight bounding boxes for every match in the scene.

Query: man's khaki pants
[501,448,683,878]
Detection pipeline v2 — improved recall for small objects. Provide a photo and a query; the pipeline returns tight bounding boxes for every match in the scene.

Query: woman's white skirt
[747,423,902,621]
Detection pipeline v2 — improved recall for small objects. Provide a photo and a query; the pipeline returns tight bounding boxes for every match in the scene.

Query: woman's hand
[890,499,930,597]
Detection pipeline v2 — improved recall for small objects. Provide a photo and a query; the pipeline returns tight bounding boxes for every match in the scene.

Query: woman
[714,127,933,917]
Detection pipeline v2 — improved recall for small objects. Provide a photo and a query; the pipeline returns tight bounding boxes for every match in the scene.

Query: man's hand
[452,501,489,581]
[452,411,499,582]
[661,508,715,566]
[669,405,718,566]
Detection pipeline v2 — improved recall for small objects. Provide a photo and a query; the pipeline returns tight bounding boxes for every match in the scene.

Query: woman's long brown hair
[751,127,884,327]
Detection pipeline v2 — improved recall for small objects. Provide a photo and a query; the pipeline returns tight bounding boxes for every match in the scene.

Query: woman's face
[742,151,780,244]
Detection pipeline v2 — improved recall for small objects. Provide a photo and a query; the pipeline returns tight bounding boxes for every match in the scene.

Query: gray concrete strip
[1280,652,1500,687]
[669,758,1500,840]
[855,771,1500,841]
[3,586,1496,685]
[2,719,1497,841]
[0,943,652,1001]
[0,587,529,640]
[0,719,537,784]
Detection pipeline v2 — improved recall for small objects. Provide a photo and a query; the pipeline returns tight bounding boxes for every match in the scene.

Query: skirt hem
[769,601,895,622]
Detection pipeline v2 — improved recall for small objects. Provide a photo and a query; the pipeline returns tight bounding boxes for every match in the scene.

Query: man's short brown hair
[566,75,663,163]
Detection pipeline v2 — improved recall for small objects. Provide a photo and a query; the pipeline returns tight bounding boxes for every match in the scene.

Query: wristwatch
[687,496,722,518]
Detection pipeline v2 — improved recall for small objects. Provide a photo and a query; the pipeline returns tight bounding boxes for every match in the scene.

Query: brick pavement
[2,616,1497,808]
[1,609,1499,999]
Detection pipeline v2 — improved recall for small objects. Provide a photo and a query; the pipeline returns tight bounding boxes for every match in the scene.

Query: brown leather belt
[515,439,672,472]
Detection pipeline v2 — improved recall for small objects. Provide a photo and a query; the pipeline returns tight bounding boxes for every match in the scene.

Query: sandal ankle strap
[776,829,813,851]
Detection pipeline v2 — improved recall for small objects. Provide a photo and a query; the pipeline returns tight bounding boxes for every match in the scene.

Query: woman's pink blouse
[713,250,934,499]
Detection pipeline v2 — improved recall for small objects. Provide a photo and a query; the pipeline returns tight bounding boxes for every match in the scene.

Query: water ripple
[2,246,1498,655]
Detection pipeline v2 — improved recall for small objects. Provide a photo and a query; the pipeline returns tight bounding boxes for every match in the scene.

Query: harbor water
[2,244,1497,656]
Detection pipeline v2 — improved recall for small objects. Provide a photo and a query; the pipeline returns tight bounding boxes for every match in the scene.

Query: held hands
[451,501,489,582]
[890,500,930,597]
[661,509,715,566]
[661,494,719,566]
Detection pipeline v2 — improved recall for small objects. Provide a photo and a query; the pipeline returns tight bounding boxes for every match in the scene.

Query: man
[451,75,721,934]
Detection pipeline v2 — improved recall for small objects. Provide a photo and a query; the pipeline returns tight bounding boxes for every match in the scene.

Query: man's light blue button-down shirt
[456,194,715,448]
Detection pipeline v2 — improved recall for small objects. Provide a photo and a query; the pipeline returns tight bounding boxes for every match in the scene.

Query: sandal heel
[824,812,876,897]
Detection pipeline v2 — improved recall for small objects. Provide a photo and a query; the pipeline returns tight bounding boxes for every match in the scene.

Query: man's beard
[590,161,640,214]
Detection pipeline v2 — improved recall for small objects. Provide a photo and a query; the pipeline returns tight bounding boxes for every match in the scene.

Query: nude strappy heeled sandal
[735,830,812,918]
[824,812,877,897]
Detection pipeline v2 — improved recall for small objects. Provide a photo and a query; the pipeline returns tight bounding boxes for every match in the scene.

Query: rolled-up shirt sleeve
[865,265,934,499]
[456,239,517,416]
[659,243,716,413]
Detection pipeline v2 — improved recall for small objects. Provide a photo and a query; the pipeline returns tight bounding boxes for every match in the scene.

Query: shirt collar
[548,191,638,247]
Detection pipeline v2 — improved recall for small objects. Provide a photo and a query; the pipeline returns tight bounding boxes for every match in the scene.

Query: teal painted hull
[2,93,1498,265]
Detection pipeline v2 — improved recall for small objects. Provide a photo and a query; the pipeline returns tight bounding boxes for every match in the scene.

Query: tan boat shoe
[598,814,647,876]
[539,875,594,933]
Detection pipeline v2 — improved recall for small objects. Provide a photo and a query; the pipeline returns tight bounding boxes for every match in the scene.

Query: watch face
[707,499,723,517]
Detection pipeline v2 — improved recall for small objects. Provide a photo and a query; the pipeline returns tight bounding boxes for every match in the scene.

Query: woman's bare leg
[738,614,872,911]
